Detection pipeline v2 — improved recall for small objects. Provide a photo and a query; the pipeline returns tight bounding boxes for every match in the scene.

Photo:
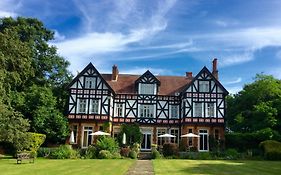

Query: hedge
[259,140,281,160]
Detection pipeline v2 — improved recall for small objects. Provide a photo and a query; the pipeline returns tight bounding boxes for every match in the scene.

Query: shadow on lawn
[179,161,247,175]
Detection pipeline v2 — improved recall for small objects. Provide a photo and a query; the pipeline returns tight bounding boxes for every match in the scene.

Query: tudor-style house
[67,59,228,151]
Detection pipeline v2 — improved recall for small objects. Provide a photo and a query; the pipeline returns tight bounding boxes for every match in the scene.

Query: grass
[153,159,281,175]
[0,158,134,175]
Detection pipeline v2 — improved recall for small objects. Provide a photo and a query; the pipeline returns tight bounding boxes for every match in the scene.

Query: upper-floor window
[206,103,215,117]
[115,103,124,117]
[85,77,96,88]
[139,83,155,95]
[199,81,209,92]
[194,102,203,117]
[78,99,87,113]
[170,105,179,119]
[90,99,99,114]
[139,104,154,118]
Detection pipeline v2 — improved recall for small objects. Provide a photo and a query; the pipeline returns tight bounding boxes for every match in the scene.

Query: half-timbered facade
[67,59,228,151]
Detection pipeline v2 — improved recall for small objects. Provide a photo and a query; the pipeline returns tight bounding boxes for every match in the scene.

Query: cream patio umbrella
[89,131,110,136]
[70,131,75,144]
[180,133,200,138]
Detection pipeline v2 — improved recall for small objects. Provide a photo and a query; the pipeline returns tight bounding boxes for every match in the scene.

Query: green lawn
[153,159,281,175]
[0,158,134,175]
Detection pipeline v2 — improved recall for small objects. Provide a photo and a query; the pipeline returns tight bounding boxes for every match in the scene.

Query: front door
[141,133,152,150]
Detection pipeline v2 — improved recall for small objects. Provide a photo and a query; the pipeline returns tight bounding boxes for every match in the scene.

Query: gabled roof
[66,63,115,94]
[135,70,161,85]
[102,74,191,95]
[181,66,229,95]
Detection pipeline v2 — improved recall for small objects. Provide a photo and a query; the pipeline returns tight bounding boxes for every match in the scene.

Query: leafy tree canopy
[0,17,72,146]
[226,74,281,138]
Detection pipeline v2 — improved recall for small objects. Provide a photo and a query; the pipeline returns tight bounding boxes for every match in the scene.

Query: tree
[0,17,72,145]
[0,103,30,151]
[118,123,142,146]
[226,74,281,137]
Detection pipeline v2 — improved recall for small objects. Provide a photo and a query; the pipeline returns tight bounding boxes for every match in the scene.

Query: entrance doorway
[141,133,152,150]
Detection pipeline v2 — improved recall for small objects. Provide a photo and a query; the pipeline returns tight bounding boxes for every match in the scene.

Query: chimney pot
[112,65,119,81]
[186,72,193,79]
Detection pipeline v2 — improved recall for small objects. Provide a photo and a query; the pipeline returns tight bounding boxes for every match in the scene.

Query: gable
[135,70,161,85]
[183,67,228,94]
[67,63,115,94]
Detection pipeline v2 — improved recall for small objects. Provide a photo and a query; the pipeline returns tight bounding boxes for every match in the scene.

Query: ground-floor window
[113,127,120,138]
[214,129,220,140]
[188,128,193,146]
[199,129,208,151]
[170,128,179,144]
[157,128,167,145]
[82,126,93,148]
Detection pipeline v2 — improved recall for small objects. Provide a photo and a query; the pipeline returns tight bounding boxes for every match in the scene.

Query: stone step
[138,152,152,160]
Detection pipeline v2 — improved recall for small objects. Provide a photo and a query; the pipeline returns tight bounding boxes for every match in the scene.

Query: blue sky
[1,0,281,94]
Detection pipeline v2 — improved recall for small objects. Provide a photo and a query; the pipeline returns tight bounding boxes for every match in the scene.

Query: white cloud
[53,30,65,41]
[226,86,243,95]
[220,51,254,67]
[0,11,17,18]
[0,0,21,18]
[214,20,228,27]
[55,0,177,73]
[223,77,242,85]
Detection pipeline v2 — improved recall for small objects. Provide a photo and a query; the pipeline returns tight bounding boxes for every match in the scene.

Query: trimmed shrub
[198,152,212,160]
[111,152,122,159]
[96,136,119,153]
[151,149,162,159]
[120,147,131,157]
[37,147,55,157]
[84,145,97,159]
[260,140,281,160]
[49,145,78,159]
[131,143,140,155]
[98,150,112,159]
[225,148,239,160]
[129,150,137,159]
[163,143,179,157]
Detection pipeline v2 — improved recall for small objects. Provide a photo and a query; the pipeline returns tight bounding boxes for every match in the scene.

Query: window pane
[91,100,99,114]
[79,99,86,113]
[199,81,209,92]
[194,103,202,117]
[140,83,155,95]
[140,104,154,118]
[85,77,96,88]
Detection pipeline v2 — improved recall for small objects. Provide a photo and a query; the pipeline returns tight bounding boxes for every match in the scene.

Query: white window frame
[85,77,96,89]
[78,98,87,113]
[115,103,124,117]
[169,128,179,144]
[82,126,93,148]
[170,105,179,119]
[198,129,209,152]
[157,128,167,146]
[199,81,209,92]
[139,83,156,95]
[193,102,203,117]
[206,103,215,118]
[139,104,154,118]
[90,99,99,114]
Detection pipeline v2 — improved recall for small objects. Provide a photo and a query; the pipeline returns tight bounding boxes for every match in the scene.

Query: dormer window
[139,83,156,95]
[199,81,209,92]
[85,77,96,88]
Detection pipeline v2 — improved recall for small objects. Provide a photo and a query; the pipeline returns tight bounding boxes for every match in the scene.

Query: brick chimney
[112,65,119,81]
[212,58,219,80]
[186,72,193,79]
